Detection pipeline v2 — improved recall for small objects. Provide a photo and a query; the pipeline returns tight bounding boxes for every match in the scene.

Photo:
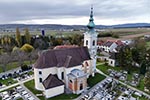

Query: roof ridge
[64,55,72,68]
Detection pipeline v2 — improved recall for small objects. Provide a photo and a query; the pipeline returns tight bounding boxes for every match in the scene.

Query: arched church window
[70,80,72,83]
[93,40,95,46]
[80,83,83,90]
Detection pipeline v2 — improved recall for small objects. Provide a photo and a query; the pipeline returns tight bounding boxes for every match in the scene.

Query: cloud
[0,0,149,25]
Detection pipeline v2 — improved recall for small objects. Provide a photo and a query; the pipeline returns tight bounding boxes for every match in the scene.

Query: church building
[33,7,98,98]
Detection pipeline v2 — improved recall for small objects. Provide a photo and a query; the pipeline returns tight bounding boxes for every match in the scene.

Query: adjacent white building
[100,41,118,53]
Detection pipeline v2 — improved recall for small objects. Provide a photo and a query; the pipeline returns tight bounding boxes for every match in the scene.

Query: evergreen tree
[25,28,31,44]
[140,61,147,75]
[16,28,22,47]
[118,46,133,73]
[132,38,146,65]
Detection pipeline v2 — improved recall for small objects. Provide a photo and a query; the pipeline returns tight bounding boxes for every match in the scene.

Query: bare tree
[0,53,11,72]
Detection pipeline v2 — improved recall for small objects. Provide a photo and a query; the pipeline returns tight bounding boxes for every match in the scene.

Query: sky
[0,0,149,25]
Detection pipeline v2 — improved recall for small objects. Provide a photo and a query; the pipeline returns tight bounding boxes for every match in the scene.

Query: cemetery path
[0,76,33,92]
[21,84,40,100]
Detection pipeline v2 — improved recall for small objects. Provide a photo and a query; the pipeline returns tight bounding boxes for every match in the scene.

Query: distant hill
[0,23,150,32]
[109,23,150,28]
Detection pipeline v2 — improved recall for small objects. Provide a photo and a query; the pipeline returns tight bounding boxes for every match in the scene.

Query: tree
[132,39,146,64]
[0,53,11,72]
[25,28,31,44]
[16,28,22,47]
[68,34,83,46]
[20,44,34,53]
[118,46,133,73]
[144,72,150,92]
[27,49,39,64]
[140,61,147,75]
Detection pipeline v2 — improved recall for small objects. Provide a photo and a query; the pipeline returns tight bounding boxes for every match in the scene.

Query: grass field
[146,41,150,49]
[87,73,106,87]
[1,28,150,39]
[0,77,17,86]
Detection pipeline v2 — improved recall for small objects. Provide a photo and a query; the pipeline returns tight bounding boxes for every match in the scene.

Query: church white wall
[34,67,57,90]
[34,68,44,90]
[57,67,64,80]
[44,85,64,98]
[84,32,97,50]
[108,59,116,67]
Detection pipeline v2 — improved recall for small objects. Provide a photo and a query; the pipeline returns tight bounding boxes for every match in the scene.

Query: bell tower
[84,6,98,76]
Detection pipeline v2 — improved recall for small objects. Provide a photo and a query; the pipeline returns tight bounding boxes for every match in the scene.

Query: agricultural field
[98,28,150,40]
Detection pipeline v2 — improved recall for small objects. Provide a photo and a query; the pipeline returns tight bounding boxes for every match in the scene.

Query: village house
[108,53,119,67]
[33,7,98,98]
[98,40,125,53]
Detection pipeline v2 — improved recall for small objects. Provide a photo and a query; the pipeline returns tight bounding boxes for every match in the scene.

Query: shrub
[20,44,34,52]
[112,34,119,38]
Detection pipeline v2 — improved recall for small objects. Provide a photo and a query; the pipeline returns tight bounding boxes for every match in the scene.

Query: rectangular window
[39,71,42,75]
[61,72,64,80]
[39,78,42,83]
[111,61,113,64]
[86,40,88,45]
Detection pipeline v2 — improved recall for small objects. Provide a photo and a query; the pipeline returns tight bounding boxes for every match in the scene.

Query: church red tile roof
[54,45,78,49]
[34,47,91,69]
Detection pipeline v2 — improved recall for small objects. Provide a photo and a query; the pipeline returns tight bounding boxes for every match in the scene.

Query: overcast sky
[0,0,149,25]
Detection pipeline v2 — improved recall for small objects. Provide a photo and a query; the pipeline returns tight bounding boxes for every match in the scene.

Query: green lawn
[24,80,79,100]
[146,42,150,49]
[97,64,139,75]
[87,73,106,87]
[0,78,17,86]
[16,98,24,100]
[96,64,122,74]
[47,94,79,100]
[136,76,145,91]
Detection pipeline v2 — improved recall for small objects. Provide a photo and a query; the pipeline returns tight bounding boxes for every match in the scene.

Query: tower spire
[87,5,95,30]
